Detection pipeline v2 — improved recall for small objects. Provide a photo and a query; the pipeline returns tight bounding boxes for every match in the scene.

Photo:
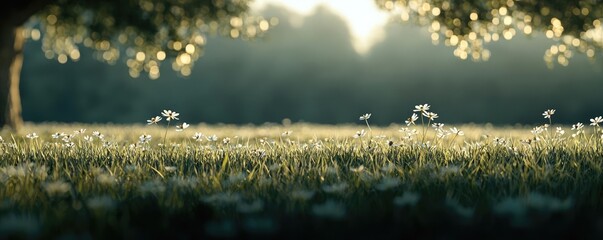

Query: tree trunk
[0,24,25,131]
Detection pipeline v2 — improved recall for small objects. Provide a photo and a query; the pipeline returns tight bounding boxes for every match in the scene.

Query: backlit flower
[206,134,218,142]
[51,132,65,139]
[359,113,371,121]
[423,112,438,121]
[405,113,418,126]
[591,116,603,126]
[413,104,430,113]
[176,122,189,131]
[92,131,104,139]
[192,132,204,141]
[353,129,366,138]
[139,134,152,144]
[571,123,584,130]
[161,110,180,121]
[432,123,444,130]
[450,127,464,136]
[147,116,162,125]
[556,127,565,136]
[26,133,38,139]
[542,109,555,119]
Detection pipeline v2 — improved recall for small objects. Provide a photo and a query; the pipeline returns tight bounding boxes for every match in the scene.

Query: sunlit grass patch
[0,107,602,238]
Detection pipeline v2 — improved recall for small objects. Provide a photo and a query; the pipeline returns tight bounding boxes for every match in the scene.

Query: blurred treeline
[20,6,603,126]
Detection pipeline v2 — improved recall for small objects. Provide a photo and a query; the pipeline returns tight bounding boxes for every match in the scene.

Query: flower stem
[365,119,372,132]
[420,115,426,143]
[163,121,171,148]
[448,134,458,149]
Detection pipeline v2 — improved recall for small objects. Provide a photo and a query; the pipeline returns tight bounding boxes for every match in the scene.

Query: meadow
[1,107,603,239]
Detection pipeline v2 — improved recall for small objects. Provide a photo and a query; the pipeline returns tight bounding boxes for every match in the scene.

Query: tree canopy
[1,0,273,130]
[26,0,273,78]
[376,0,603,67]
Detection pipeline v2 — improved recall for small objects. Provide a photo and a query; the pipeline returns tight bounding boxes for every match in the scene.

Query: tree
[0,0,272,131]
[375,0,602,65]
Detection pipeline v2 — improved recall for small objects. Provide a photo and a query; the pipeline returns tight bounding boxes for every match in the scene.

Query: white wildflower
[591,116,603,126]
[192,132,204,141]
[542,109,555,119]
[175,122,189,131]
[26,133,38,139]
[405,113,418,126]
[450,127,464,136]
[147,116,162,125]
[359,113,371,121]
[51,132,65,139]
[139,134,152,144]
[413,104,430,113]
[353,129,366,138]
[423,112,438,121]
[161,110,180,121]
[206,134,218,142]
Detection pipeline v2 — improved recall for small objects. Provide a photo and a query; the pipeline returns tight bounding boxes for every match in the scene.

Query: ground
[0,122,602,239]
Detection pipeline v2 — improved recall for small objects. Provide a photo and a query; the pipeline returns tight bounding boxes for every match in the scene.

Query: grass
[1,121,603,239]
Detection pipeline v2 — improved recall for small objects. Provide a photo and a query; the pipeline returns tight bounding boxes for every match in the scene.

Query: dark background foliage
[21,6,603,126]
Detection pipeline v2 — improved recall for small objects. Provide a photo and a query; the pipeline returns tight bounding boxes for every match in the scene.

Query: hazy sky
[252,0,391,53]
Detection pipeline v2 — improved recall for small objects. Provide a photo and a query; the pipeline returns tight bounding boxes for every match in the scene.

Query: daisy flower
[423,112,438,121]
[139,134,152,144]
[83,136,94,142]
[591,116,603,126]
[206,135,218,142]
[147,116,162,125]
[192,132,204,141]
[542,109,555,119]
[571,123,584,130]
[405,113,418,126]
[26,133,38,139]
[161,110,180,121]
[175,122,189,131]
[432,123,444,130]
[556,127,565,136]
[359,113,371,121]
[413,104,430,113]
[353,129,366,138]
[450,127,464,136]
[52,132,66,139]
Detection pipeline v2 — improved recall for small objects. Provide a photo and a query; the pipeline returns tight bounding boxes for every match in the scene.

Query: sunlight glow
[252,0,392,54]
